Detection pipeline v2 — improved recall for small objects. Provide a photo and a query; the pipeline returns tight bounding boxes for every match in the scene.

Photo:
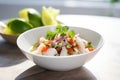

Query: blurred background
[0,0,120,20]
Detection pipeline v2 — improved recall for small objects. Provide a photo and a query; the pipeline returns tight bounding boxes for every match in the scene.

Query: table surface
[0,15,120,80]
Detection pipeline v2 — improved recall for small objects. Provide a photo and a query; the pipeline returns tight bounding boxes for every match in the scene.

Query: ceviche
[30,25,94,56]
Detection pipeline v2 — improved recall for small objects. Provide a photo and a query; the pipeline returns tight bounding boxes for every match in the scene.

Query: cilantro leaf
[55,25,69,36]
[68,30,75,38]
[55,24,62,33]
[62,26,69,33]
[46,30,56,40]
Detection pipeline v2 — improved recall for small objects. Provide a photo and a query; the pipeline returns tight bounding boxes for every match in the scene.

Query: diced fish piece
[76,36,86,53]
[44,48,58,56]
[60,47,68,56]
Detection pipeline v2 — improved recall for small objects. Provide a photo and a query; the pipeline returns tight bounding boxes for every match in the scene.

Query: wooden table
[0,15,120,80]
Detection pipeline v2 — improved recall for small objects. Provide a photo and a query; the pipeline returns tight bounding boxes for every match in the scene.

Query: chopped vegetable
[46,30,56,40]
[88,47,94,51]
[68,30,75,38]
[41,45,49,53]
[67,47,74,54]
[69,39,74,45]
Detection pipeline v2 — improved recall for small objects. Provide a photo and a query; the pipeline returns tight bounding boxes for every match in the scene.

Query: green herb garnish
[68,30,75,38]
[46,25,75,40]
[46,30,56,40]
[87,42,93,48]
[55,24,69,36]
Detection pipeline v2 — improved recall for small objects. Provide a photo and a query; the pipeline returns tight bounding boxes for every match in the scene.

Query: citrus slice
[7,18,33,34]
[41,6,60,26]
[19,8,43,27]
[18,8,29,21]
[48,7,60,18]
[3,26,17,35]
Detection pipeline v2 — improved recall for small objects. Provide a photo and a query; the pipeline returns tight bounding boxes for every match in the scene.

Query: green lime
[28,11,43,27]
[47,7,60,18]
[18,8,29,21]
[41,6,60,26]
[7,18,33,34]
[3,26,17,35]
[19,8,43,27]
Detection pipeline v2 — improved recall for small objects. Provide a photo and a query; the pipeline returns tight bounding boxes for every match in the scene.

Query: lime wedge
[19,8,43,27]
[41,6,60,26]
[28,11,43,27]
[19,8,29,21]
[48,7,60,18]
[7,18,33,34]
[3,27,17,35]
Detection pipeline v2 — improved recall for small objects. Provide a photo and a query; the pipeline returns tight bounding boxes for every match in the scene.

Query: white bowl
[17,26,104,71]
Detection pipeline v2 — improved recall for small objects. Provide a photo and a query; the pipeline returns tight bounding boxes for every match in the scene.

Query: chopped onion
[51,36,67,44]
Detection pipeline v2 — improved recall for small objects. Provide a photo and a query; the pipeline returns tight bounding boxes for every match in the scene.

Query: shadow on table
[0,40,27,67]
[16,65,97,80]
[15,65,46,80]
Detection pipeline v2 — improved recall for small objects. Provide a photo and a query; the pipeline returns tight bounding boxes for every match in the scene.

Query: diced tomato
[41,45,49,53]
[69,39,74,45]
[67,48,74,54]
[88,47,94,51]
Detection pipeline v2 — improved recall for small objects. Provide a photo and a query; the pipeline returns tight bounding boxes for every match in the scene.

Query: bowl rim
[17,26,104,59]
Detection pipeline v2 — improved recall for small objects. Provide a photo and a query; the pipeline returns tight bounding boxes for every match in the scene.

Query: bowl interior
[17,26,103,54]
